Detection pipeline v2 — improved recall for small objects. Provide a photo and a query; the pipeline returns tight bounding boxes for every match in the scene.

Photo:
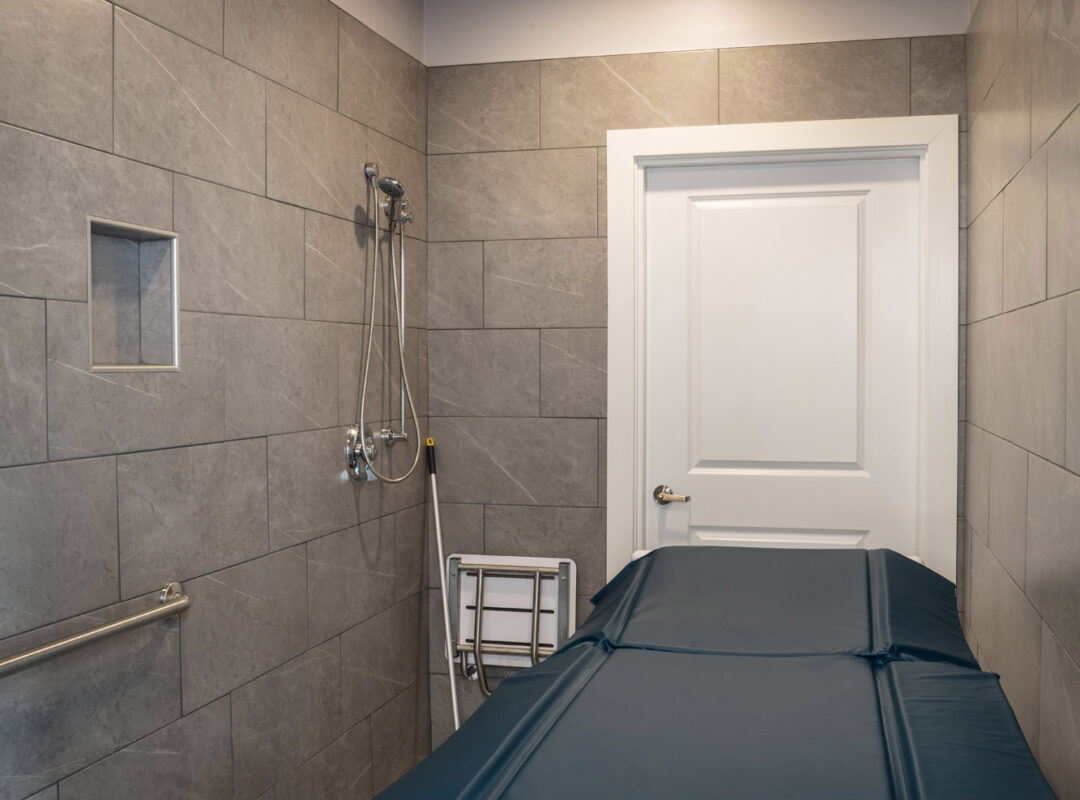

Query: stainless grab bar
[0,582,189,679]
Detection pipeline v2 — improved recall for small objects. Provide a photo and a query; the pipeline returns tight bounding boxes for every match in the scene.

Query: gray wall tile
[231,641,343,800]
[428,242,483,329]
[429,673,491,749]
[428,62,539,154]
[598,147,607,234]
[181,547,308,711]
[308,520,396,643]
[58,698,232,800]
[966,0,1018,123]
[540,328,606,418]
[353,323,417,427]
[426,503,484,589]
[485,505,606,596]
[484,238,606,328]
[116,0,223,52]
[967,297,1066,464]
[267,83,367,220]
[0,0,432,789]
[25,788,57,800]
[716,38,909,124]
[1067,293,1080,471]
[1004,146,1047,309]
[366,130,428,239]
[428,329,540,417]
[275,719,373,800]
[911,35,967,127]
[1020,0,1038,28]
[137,239,175,365]
[967,43,1030,222]
[339,324,405,429]
[339,12,426,153]
[429,149,596,241]
[0,297,46,466]
[0,123,172,301]
[598,419,607,505]
[1028,0,1080,151]
[115,9,266,193]
[404,238,428,331]
[540,50,718,148]
[577,594,595,627]
[305,212,371,324]
[224,0,338,107]
[175,176,304,318]
[375,421,427,513]
[960,131,969,228]
[90,233,143,365]
[969,534,1042,749]
[0,0,112,150]
[967,191,1004,322]
[268,428,368,549]
[1039,625,1080,797]
[47,303,226,458]
[419,332,429,419]
[371,681,426,794]
[118,439,269,598]
[428,417,597,506]
[341,595,423,725]
[223,316,338,438]
[426,588,448,675]
[349,234,428,330]
[395,504,425,601]
[0,593,181,800]
[1027,455,1080,666]
[0,457,117,638]
[1048,105,1080,297]
[988,434,1028,587]
[965,409,989,540]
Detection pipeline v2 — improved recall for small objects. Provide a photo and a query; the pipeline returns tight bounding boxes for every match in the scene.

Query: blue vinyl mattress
[378,547,1054,799]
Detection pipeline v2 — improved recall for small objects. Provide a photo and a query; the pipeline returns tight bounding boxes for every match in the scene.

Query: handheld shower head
[377,177,407,224]
[378,177,405,199]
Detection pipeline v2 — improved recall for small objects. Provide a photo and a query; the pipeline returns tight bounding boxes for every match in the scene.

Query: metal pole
[427,438,461,730]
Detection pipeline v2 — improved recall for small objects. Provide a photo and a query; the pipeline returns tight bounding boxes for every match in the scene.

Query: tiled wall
[424,35,966,746]
[0,1,429,798]
[962,0,1080,796]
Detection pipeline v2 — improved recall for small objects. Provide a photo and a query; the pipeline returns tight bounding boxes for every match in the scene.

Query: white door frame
[606,115,959,581]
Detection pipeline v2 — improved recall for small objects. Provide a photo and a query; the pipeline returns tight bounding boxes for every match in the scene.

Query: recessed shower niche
[87,217,179,371]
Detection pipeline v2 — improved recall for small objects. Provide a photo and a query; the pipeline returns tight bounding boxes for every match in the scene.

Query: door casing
[605,116,960,581]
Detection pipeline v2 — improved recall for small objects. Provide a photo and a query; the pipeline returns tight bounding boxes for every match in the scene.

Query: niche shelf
[87,217,179,371]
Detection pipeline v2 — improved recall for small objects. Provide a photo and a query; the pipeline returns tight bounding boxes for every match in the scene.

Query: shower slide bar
[0,582,189,679]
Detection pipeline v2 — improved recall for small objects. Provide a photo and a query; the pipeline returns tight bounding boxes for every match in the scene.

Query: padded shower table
[378,547,1055,799]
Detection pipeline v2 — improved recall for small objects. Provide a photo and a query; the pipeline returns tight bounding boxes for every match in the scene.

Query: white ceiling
[331,0,971,67]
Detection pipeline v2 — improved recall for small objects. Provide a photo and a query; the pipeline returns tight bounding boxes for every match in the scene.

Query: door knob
[653,485,690,505]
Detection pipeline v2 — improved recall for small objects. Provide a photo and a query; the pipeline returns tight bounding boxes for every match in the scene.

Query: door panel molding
[606,116,959,580]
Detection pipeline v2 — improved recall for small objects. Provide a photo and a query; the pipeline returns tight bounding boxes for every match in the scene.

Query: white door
[645,156,921,555]
[607,117,959,580]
